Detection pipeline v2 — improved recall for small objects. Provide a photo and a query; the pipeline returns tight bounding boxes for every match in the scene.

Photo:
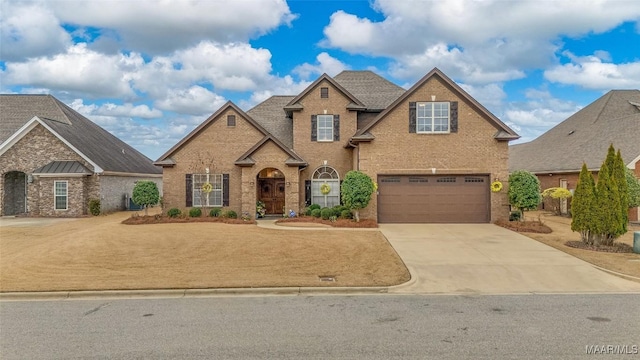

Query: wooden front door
[258,179,286,215]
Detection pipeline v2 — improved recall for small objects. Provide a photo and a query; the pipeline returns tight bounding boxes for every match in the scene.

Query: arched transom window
[311,166,340,208]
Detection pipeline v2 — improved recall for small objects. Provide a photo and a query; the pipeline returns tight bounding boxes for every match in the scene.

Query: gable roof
[234,135,306,167]
[0,94,160,175]
[509,90,640,173]
[247,96,295,148]
[155,101,306,166]
[333,70,406,110]
[285,73,365,110]
[353,68,519,140]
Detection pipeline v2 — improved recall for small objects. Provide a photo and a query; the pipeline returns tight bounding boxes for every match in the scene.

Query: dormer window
[320,87,329,98]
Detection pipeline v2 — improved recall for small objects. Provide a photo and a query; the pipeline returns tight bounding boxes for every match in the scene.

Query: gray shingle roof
[0,94,161,174]
[246,96,295,148]
[334,70,406,110]
[509,90,640,173]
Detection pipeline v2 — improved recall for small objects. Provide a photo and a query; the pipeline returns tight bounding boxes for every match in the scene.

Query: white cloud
[322,0,640,83]
[155,86,227,116]
[293,52,350,80]
[544,52,640,89]
[459,83,507,110]
[243,75,311,108]
[0,2,71,61]
[69,99,162,119]
[2,43,142,98]
[46,0,295,54]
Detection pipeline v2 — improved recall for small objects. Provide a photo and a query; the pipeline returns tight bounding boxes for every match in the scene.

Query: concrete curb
[590,265,640,283]
[0,286,391,301]
[255,219,379,231]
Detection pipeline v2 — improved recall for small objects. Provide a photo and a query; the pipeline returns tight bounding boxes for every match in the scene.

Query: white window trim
[193,173,223,207]
[311,166,340,208]
[417,102,450,134]
[54,180,68,211]
[316,114,334,142]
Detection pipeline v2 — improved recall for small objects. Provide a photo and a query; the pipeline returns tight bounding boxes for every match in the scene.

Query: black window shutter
[339,180,343,205]
[450,101,458,133]
[333,114,340,141]
[185,174,193,207]
[311,115,317,141]
[222,174,230,207]
[305,180,311,206]
[409,102,416,133]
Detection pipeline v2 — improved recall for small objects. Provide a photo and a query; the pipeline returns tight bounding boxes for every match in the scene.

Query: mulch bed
[494,220,553,233]
[122,215,256,225]
[276,216,378,228]
[565,241,635,253]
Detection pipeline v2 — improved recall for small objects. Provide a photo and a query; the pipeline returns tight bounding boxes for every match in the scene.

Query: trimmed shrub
[509,211,521,222]
[311,209,321,218]
[132,181,160,215]
[209,208,221,217]
[341,171,375,222]
[340,209,352,219]
[88,198,100,216]
[304,207,313,216]
[308,204,321,211]
[320,207,332,220]
[223,210,238,219]
[167,208,181,218]
[189,208,202,217]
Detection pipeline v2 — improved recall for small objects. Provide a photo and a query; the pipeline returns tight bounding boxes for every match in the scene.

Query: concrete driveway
[381,224,640,294]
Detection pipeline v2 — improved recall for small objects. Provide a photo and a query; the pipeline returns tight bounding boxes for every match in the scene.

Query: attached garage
[377,175,490,223]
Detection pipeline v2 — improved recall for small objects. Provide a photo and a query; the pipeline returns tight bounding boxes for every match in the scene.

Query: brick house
[0,95,162,217]
[156,68,519,223]
[509,90,640,221]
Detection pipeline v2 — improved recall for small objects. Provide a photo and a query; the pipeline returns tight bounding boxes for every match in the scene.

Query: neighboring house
[509,90,640,221]
[156,68,519,223]
[0,94,162,217]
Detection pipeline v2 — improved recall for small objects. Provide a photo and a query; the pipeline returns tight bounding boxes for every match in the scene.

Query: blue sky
[2,0,639,160]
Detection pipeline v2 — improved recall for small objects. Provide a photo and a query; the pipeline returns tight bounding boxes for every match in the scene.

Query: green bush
[320,207,332,220]
[167,208,181,218]
[209,208,221,217]
[509,211,521,222]
[223,210,238,219]
[132,181,160,215]
[340,209,352,219]
[308,204,321,211]
[88,198,100,216]
[304,207,313,216]
[311,208,321,218]
[189,208,202,217]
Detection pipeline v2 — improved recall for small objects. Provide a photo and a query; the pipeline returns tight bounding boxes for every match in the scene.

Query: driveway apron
[381,224,640,294]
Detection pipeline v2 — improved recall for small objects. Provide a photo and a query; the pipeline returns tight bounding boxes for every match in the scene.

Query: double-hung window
[193,174,223,207]
[417,102,450,133]
[317,114,333,142]
[54,181,68,210]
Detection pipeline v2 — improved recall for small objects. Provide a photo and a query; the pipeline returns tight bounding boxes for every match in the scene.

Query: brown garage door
[377,175,490,223]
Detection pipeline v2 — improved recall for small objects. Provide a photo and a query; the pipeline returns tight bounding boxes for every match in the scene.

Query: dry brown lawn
[522,211,640,279]
[0,211,409,292]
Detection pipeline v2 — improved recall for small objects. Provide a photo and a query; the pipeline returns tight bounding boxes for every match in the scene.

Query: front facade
[509,90,640,222]
[0,95,162,217]
[157,68,519,223]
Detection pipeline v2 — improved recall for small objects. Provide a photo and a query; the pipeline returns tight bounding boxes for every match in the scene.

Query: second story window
[317,114,333,141]
[417,102,450,133]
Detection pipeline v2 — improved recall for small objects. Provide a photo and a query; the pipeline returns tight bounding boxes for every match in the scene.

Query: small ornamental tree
[626,168,640,209]
[341,171,375,222]
[540,187,572,215]
[571,164,596,244]
[508,170,541,220]
[132,181,160,215]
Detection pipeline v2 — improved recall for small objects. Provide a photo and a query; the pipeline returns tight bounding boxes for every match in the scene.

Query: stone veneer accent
[0,124,99,217]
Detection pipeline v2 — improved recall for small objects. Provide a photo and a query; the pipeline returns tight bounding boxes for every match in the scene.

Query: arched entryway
[3,171,27,216]
[311,166,340,208]
[257,168,285,215]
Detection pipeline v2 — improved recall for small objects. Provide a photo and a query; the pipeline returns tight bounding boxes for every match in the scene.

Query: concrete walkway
[381,224,640,294]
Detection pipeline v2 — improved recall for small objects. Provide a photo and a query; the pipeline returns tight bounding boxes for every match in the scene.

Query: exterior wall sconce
[249,181,255,186]
[286,182,291,186]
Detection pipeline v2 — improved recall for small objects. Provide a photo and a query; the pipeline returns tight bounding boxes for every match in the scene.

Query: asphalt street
[1,294,639,359]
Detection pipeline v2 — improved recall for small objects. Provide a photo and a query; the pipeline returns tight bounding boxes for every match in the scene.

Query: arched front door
[257,168,285,215]
[3,171,27,216]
